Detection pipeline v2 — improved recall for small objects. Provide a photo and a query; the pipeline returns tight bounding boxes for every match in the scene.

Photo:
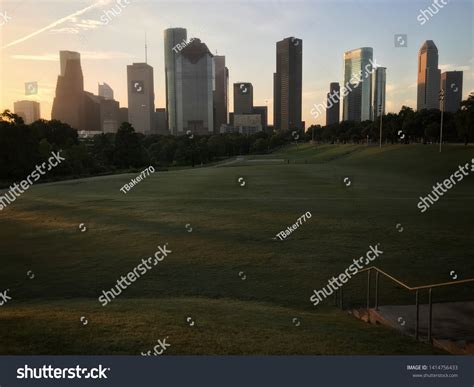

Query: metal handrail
[337,266,474,343]
[357,266,474,291]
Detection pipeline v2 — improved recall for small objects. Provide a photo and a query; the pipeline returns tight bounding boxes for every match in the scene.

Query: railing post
[428,288,433,343]
[375,271,379,311]
[415,290,419,341]
[367,269,371,311]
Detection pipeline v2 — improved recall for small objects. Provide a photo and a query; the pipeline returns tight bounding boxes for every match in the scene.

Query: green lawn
[0,143,472,355]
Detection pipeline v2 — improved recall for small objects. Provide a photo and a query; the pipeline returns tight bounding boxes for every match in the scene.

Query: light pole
[439,89,445,153]
[378,105,383,148]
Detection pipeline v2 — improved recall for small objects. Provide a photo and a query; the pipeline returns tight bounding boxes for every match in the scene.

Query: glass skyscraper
[343,47,373,122]
[164,28,187,135]
[417,40,440,111]
[372,67,386,119]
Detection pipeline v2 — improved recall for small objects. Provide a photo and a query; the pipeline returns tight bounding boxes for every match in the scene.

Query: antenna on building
[145,31,148,64]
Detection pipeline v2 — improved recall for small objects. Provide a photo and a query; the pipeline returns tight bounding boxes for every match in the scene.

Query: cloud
[49,19,103,35]
[1,0,112,49]
[11,51,134,61]
[49,27,81,35]
[439,64,471,72]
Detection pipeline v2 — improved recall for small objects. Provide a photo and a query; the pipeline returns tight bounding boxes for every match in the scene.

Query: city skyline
[0,0,472,127]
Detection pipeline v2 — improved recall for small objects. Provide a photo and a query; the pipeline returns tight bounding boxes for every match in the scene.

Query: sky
[0,0,472,126]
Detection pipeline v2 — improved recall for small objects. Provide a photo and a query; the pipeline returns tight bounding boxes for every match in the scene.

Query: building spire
[145,31,148,64]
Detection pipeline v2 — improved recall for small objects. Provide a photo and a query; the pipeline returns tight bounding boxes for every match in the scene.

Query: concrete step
[347,303,474,355]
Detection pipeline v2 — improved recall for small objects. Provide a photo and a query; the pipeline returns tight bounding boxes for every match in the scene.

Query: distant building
[252,106,268,131]
[440,71,463,113]
[326,82,340,125]
[417,40,440,110]
[51,50,84,130]
[119,107,128,125]
[175,38,214,135]
[13,100,40,124]
[98,82,114,100]
[154,108,168,135]
[372,67,386,118]
[221,113,262,135]
[213,55,229,133]
[83,92,102,132]
[164,27,187,135]
[234,82,253,114]
[52,50,119,133]
[127,62,155,134]
[343,47,373,122]
[100,98,120,133]
[273,37,303,131]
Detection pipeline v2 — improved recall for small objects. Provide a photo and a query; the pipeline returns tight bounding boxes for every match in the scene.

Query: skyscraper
[175,38,214,135]
[51,50,84,130]
[164,28,187,135]
[417,40,440,110]
[252,106,268,131]
[372,67,386,118]
[343,47,373,122]
[273,37,303,131]
[440,71,463,113]
[213,55,229,133]
[127,62,155,134]
[326,82,340,125]
[99,98,120,133]
[233,82,253,114]
[98,82,114,100]
[14,100,40,124]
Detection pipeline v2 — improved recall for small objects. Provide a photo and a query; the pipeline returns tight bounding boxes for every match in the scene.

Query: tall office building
[326,82,340,125]
[83,92,102,132]
[99,98,120,133]
[154,108,168,134]
[98,82,114,100]
[372,67,386,118]
[164,28,187,135]
[14,100,40,124]
[119,107,128,125]
[417,40,440,110]
[273,37,303,131]
[440,71,463,113]
[175,38,214,135]
[127,62,155,134]
[252,106,268,131]
[51,50,84,130]
[343,47,373,122]
[234,82,253,114]
[213,55,229,133]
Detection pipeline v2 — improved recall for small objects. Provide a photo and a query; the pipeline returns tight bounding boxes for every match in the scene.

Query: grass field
[1,143,473,355]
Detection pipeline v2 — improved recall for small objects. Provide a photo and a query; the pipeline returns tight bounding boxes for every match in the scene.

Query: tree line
[306,94,474,145]
[0,111,293,185]
[1,94,472,185]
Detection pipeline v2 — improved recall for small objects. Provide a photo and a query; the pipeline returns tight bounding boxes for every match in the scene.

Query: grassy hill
[0,143,472,354]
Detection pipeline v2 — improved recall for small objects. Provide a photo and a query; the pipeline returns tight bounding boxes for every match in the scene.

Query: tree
[456,93,474,145]
[114,122,147,168]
